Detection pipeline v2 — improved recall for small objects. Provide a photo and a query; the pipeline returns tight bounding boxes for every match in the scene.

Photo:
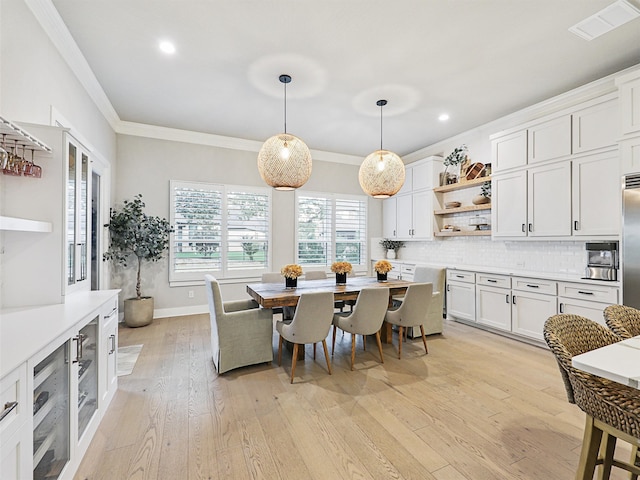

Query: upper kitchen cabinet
[1,124,91,308]
[571,94,618,154]
[616,68,640,136]
[382,156,442,241]
[527,114,572,165]
[491,130,527,172]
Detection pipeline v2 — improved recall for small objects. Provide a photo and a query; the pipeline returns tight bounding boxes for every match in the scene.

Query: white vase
[386,249,396,260]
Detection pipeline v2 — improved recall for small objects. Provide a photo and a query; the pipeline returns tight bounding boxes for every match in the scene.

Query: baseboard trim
[154,305,209,319]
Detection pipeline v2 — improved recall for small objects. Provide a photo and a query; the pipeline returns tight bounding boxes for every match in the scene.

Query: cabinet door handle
[0,401,18,422]
[447,284,450,292]
[487,279,497,283]
[528,223,533,232]
[105,307,117,319]
[456,275,464,279]
[512,295,516,305]
[506,294,510,304]
[72,336,80,363]
[574,220,579,231]
[559,303,564,313]
[109,334,116,354]
[522,223,525,233]
[578,291,594,296]
[393,230,396,237]
[526,284,539,288]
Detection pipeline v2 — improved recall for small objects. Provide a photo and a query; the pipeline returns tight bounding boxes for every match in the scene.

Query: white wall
[113,134,381,315]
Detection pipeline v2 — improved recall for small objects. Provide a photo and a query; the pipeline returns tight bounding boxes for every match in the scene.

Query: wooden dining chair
[332,287,389,370]
[384,283,433,359]
[275,291,335,383]
[603,304,640,339]
[543,314,640,480]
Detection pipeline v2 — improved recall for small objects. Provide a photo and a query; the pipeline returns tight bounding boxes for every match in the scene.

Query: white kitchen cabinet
[572,95,619,154]
[491,129,527,172]
[616,69,640,136]
[558,297,611,326]
[396,194,412,238]
[492,170,527,237]
[511,277,557,342]
[100,300,119,407]
[476,283,512,331]
[557,281,618,326]
[527,161,572,237]
[620,136,640,175]
[571,150,621,236]
[446,270,476,322]
[0,364,30,480]
[389,191,433,240]
[527,114,572,165]
[382,197,397,238]
[1,423,31,480]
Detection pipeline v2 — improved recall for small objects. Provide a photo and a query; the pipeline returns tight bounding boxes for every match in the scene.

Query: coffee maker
[584,242,618,281]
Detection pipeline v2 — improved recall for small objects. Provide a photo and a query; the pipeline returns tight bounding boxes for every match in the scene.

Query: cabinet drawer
[401,264,415,276]
[557,282,618,304]
[512,277,557,295]
[447,270,475,284]
[0,364,28,439]
[476,273,511,288]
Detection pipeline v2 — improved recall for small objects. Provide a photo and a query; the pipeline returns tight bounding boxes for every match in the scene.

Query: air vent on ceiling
[569,0,640,41]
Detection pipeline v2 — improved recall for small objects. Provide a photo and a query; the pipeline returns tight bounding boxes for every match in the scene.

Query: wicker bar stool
[543,314,640,480]
[603,304,640,339]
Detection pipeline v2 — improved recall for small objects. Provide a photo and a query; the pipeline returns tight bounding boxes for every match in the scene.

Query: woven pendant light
[359,100,405,198]
[257,75,312,190]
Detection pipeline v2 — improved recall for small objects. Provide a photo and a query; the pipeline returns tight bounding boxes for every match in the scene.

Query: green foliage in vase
[481,181,491,198]
[103,194,174,299]
[443,144,468,173]
[379,238,405,251]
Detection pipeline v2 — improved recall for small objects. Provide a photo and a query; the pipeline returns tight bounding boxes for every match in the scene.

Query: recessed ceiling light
[159,40,176,55]
[438,113,450,122]
[569,0,640,41]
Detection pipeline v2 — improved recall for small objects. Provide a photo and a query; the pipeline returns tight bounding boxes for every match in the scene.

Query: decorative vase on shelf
[377,272,388,282]
[335,273,347,285]
[472,195,491,205]
[386,249,396,260]
[285,277,297,289]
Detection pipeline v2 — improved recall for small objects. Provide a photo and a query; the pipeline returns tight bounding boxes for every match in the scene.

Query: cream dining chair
[276,291,335,383]
[384,283,433,359]
[332,287,389,370]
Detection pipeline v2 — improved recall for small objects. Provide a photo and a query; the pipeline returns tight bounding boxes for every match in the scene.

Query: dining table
[246,276,413,344]
[571,335,640,389]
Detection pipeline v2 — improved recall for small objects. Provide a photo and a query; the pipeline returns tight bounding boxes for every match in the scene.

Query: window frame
[169,180,272,285]
[294,191,368,271]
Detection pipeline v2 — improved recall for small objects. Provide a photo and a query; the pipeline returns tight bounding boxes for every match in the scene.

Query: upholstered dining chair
[603,304,640,339]
[304,270,327,280]
[205,274,274,374]
[543,314,640,480]
[384,283,433,359]
[276,291,335,383]
[393,265,445,336]
[332,287,389,370]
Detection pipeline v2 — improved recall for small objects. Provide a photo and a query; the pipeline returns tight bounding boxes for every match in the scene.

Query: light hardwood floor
[75,315,632,480]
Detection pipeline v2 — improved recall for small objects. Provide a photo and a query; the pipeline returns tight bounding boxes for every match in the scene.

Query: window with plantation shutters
[295,192,367,268]
[170,181,271,283]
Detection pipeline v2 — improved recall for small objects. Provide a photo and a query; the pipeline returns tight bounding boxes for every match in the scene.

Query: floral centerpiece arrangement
[374,259,392,282]
[281,264,303,288]
[331,261,352,285]
[379,239,404,259]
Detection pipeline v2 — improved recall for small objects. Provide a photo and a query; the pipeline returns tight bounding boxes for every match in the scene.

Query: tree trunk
[136,256,142,299]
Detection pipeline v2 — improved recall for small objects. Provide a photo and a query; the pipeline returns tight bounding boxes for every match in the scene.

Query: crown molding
[24,0,120,130]
[117,121,363,165]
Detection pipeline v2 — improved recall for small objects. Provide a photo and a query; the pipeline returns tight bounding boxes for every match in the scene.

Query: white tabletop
[571,336,640,389]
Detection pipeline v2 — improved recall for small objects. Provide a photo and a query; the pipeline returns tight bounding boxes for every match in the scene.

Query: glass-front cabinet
[33,344,70,480]
[77,318,98,441]
[66,137,90,292]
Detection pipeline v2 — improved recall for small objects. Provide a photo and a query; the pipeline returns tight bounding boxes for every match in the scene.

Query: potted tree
[103,194,173,327]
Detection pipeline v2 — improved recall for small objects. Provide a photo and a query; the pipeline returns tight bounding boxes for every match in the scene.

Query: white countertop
[572,336,640,389]
[0,290,120,377]
[374,258,620,287]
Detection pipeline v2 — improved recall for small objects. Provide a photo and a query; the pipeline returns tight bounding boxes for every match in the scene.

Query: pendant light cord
[283,80,287,135]
[380,103,383,150]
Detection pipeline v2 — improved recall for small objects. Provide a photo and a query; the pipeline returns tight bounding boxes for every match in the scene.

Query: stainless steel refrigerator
[623,174,640,309]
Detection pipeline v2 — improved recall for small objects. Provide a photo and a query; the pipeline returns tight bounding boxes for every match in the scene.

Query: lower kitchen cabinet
[446,270,476,322]
[1,422,31,480]
[0,364,30,480]
[475,273,512,331]
[511,290,557,342]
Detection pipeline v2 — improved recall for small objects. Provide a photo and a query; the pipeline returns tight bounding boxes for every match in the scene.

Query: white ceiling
[50,0,640,158]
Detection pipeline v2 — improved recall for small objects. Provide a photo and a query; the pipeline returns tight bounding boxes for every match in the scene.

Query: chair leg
[363,335,366,351]
[290,343,299,384]
[322,340,332,375]
[332,325,337,355]
[598,433,616,480]
[576,415,603,480]
[350,335,356,371]
[420,325,429,354]
[278,336,283,366]
[398,326,403,359]
[375,331,384,364]
[632,444,639,480]
[313,343,316,359]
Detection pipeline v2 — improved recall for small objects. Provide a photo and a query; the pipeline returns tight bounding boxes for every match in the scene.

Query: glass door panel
[78,152,89,282]
[33,343,70,480]
[67,143,77,286]
[78,316,98,439]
